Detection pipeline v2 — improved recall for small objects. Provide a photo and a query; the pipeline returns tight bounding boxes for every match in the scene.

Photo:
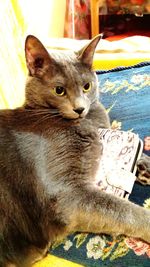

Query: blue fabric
[51,62,150,266]
[98,62,150,157]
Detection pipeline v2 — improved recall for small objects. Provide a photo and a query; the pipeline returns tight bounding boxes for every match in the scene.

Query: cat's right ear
[76,34,102,68]
[25,35,50,77]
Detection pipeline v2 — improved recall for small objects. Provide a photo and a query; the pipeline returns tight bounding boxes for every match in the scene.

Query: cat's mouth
[61,109,88,120]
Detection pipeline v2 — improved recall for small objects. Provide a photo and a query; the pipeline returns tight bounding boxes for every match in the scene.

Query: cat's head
[24,35,102,119]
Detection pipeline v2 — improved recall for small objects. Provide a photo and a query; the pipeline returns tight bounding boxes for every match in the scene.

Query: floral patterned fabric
[105,0,150,15]
[64,0,91,39]
[50,62,150,266]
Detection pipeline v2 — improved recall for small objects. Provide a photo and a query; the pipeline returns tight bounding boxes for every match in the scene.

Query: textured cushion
[46,36,150,70]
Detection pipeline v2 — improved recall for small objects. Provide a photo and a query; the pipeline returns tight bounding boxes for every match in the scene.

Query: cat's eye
[83,82,91,93]
[53,86,65,96]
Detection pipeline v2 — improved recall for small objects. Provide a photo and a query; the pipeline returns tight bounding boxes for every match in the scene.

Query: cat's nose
[73,107,85,115]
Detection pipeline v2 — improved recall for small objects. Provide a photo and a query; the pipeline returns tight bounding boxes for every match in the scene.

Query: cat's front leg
[66,186,150,244]
[136,154,150,185]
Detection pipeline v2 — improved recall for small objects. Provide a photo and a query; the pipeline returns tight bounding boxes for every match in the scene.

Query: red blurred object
[130,0,145,4]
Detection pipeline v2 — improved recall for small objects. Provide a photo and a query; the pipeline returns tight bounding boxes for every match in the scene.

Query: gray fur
[0,35,150,267]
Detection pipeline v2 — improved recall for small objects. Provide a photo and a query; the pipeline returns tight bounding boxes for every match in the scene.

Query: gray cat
[0,35,150,267]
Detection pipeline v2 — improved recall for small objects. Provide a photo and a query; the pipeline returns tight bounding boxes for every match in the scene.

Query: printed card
[95,129,143,198]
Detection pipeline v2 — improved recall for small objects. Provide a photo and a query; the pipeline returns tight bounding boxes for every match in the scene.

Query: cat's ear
[25,35,50,77]
[76,34,102,68]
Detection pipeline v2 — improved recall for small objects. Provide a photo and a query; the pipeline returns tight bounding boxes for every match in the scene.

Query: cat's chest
[13,119,101,188]
[43,121,101,180]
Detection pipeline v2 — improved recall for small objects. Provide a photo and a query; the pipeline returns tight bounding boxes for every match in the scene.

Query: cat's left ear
[76,34,102,68]
[25,35,51,77]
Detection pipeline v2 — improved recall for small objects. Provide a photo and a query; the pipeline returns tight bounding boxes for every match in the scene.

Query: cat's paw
[136,154,150,185]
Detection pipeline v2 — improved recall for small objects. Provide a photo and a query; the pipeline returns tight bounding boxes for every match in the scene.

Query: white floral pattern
[63,240,73,251]
[130,74,146,84]
[86,236,106,259]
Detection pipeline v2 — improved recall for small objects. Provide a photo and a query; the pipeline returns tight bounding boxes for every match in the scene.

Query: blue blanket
[51,62,150,267]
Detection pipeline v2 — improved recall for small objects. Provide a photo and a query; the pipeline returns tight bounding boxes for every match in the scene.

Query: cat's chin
[62,112,87,120]
[62,114,81,120]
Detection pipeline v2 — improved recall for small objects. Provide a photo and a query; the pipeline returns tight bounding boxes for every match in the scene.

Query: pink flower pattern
[125,238,150,257]
[144,136,150,151]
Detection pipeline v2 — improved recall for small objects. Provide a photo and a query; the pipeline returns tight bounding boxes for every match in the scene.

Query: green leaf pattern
[74,233,88,248]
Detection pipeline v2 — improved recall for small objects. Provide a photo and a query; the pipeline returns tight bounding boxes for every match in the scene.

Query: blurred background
[0,0,150,108]
[0,0,66,108]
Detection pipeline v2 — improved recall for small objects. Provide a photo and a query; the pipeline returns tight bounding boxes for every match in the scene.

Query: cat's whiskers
[21,107,62,127]
[24,108,61,119]
[32,112,62,127]
[91,98,99,104]
[24,108,59,115]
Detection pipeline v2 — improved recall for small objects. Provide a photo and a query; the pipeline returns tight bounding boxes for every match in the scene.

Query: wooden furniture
[90,0,148,38]
[90,0,100,37]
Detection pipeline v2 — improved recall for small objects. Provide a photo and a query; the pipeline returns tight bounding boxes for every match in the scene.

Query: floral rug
[50,62,150,266]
